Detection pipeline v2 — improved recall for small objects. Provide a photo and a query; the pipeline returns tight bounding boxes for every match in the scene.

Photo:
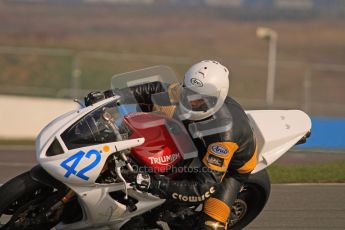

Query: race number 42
[60,150,101,181]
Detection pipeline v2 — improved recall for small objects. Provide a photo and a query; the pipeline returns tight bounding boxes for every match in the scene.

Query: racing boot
[199,197,230,230]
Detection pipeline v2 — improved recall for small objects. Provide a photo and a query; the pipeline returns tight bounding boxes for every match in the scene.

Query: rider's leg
[199,176,241,230]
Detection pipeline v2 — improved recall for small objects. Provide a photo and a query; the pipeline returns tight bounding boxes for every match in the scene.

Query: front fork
[46,190,75,221]
[30,165,75,220]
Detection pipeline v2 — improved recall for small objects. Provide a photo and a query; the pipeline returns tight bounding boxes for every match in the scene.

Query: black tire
[229,169,271,230]
[0,172,61,230]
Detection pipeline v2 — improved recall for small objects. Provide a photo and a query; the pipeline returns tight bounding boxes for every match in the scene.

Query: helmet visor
[180,86,219,112]
[176,85,222,121]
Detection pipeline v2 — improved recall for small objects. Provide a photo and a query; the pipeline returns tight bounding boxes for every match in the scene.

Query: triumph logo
[172,187,216,202]
[190,78,203,87]
[211,144,228,155]
[148,153,179,165]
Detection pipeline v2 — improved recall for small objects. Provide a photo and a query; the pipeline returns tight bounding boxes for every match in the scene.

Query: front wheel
[0,172,65,230]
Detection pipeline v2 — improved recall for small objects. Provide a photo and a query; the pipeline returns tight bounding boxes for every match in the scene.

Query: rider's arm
[225,98,258,183]
[227,139,257,183]
[151,166,223,203]
[115,81,167,112]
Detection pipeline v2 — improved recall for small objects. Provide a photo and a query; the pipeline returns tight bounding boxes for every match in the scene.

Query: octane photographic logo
[190,78,203,87]
[211,144,228,155]
[148,152,180,166]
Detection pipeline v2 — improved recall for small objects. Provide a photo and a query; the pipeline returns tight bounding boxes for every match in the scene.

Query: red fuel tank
[124,112,191,173]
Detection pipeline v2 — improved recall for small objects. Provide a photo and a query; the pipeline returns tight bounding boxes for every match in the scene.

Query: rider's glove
[123,171,164,195]
[134,173,151,192]
[128,173,163,196]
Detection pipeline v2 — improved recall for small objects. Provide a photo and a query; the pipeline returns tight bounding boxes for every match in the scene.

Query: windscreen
[111,65,177,90]
[61,99,131,150]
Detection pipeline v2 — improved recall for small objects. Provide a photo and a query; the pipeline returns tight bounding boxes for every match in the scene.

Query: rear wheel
[0,172,65,230]
[229,169,271,229]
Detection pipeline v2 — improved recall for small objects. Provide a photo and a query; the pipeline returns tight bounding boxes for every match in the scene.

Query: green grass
[267,160,345,183]
[0,54,72,97]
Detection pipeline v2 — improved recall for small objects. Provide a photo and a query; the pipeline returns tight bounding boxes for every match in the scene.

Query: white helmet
[179,60,230,121]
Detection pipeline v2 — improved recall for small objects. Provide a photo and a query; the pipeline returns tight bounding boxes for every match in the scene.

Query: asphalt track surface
[0,148,345,229]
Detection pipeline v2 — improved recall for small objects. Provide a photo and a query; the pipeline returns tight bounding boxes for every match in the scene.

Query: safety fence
[0,46,344,117]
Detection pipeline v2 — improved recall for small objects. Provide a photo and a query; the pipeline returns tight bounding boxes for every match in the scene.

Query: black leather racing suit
[117,82,257,229]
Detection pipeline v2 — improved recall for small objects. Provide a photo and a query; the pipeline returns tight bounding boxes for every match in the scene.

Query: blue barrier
[297,117,345,150]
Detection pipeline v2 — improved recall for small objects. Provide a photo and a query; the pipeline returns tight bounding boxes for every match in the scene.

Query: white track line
[276,183,345,186]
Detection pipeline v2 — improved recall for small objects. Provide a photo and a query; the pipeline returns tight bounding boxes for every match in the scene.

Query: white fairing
[40,139,144,185]
[36,97,119,156]
[247,110,312,173]
[56,184,165,230]
[35,96,166,229]
[36,96,143,185]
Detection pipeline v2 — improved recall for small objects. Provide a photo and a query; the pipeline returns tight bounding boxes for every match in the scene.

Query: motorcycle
[0,66,311,230]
